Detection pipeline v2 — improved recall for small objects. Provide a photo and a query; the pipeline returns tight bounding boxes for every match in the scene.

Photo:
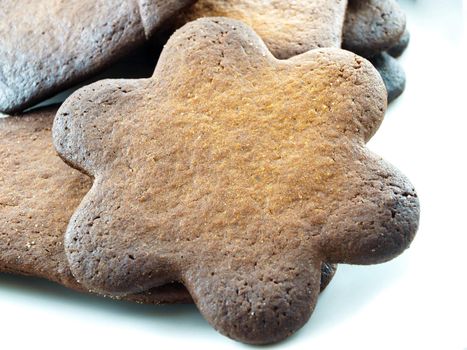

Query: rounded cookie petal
[320,151,419,265]
[183,241,322,344]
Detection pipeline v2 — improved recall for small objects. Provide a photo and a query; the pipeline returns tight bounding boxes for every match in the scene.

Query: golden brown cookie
[168,0,409,103]
[53,18,420,344]
[0,0,195,114]
[0,106,335,304]
[173,0,348,59]
[171,0,406,60]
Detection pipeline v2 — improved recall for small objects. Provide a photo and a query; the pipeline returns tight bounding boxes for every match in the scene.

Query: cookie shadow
[303,255,410,334]
[0,255,409,346]
[0,273,212,339]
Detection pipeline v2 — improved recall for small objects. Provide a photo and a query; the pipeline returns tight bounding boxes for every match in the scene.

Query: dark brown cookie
[343,0,406,58]
[387,29,411,58]
[53,18,419,344]
[343,0,408,102]
[0,0,195,114]
[371,52,406,103]
[0,106,335,305]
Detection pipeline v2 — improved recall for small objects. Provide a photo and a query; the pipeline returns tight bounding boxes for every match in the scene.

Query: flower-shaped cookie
[53,18,419,344]
[0,0,195,113]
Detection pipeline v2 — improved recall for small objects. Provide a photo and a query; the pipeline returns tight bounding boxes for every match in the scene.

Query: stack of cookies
[0,0,419,345]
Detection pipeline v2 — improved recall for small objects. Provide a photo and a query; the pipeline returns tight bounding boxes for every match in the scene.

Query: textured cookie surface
[0,107,191,304]
[174,0,348,59]
[0,0,195,114]
[343,0,406,57]
[54,18,420,344]
[0,108,91,287]
[0,106,335,304]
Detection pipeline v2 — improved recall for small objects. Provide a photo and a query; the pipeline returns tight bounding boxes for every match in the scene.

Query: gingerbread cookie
[343,0,406,58]
[53,18,419,344]
[0,0,195,114]
[0,106,335,304]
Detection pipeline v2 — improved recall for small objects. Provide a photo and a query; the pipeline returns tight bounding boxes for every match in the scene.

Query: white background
[1,1,466,349]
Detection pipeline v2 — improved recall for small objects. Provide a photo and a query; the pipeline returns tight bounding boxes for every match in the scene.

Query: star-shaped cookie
[53,18,419,344]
